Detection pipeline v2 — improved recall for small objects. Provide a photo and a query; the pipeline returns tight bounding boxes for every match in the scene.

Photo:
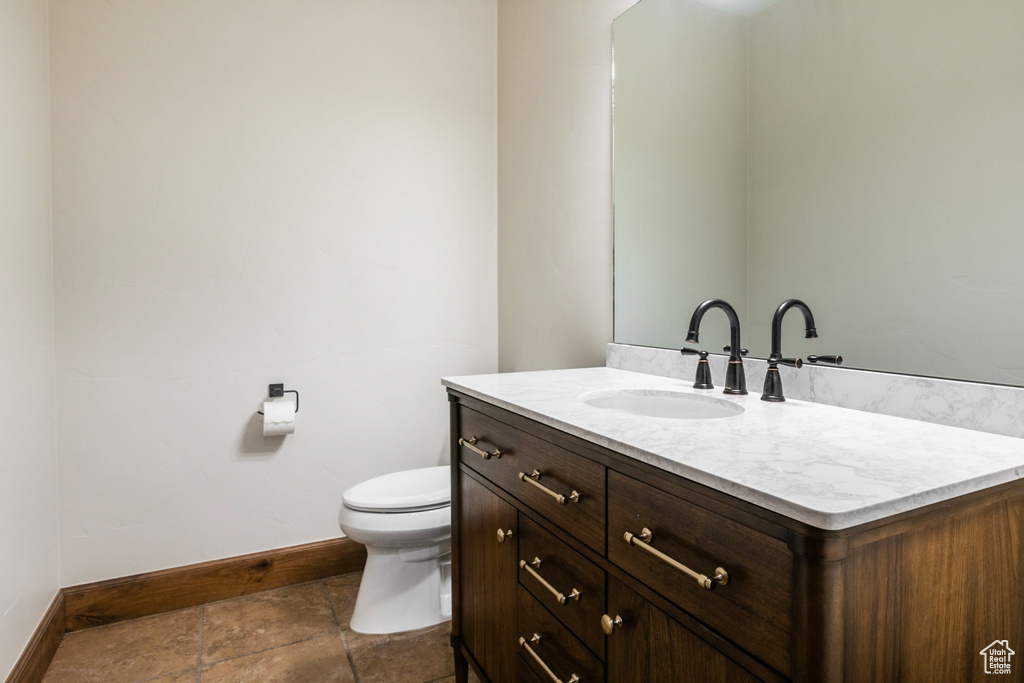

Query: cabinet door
[459,470,518,683]
[605,577,760,683]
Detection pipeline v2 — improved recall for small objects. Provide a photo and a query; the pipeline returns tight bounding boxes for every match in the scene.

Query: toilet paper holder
[257,383,299,415]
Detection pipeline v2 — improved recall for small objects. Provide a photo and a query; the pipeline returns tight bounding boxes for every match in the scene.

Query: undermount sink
[580,389,744,420]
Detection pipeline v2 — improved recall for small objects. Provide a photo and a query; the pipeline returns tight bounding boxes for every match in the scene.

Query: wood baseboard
[64,536,366,632]
[6,537,364,682]
[4,591,64,683]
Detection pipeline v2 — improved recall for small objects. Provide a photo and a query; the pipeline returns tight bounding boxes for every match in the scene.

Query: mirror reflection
[613,0,1024,386]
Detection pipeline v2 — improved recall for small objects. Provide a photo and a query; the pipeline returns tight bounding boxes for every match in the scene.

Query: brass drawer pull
[600,614,623,635]
[496,528,514,544]
[518,470,580,505]
[623,527,729,590]
[519,557,581,605]
[459,436,502,460]
[518,634,581,683]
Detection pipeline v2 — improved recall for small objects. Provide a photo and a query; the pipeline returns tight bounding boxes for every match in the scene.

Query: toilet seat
[342,465,450,513]
[337,504,451,548]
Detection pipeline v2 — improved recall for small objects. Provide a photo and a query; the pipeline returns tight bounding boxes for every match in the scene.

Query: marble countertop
[442,367,1024,530]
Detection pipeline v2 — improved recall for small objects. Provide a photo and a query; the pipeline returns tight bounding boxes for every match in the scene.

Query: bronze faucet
[684,299,747,395]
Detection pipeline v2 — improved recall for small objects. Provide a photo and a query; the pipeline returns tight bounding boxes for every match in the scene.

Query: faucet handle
[776,357,803,369]
[680,348,714,389]
[723,345,748,356]
[807,355,843,366]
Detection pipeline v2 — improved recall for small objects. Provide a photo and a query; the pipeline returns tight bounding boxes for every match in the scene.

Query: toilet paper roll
[262,400,296,436]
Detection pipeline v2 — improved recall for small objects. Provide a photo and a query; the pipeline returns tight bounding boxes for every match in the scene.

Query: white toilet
[337,465,452,634]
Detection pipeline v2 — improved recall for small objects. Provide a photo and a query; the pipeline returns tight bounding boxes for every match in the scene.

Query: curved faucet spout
[769,299,817,361]
[686,298,742,355]
[685,298,746,395]
[762,298,817,402]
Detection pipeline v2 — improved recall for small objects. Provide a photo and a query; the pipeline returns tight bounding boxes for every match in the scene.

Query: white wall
[498,0,638,372]
[49,0,497,585]
[0,0,60,677]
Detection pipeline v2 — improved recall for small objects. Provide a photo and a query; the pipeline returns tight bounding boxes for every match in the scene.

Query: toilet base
[349,541,452,634]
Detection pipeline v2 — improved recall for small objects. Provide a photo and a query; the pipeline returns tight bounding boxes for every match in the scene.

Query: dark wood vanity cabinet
[448,390,1024,682]
[607,470,793,674]
[458,472,518,683]
[605,577,759,682]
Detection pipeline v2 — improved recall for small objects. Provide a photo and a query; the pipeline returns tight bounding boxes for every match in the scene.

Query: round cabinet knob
[601,614,623,635]
[496,528,514,544]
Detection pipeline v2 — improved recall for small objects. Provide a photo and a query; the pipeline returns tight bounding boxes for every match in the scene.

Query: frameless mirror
[613,0,1024,386]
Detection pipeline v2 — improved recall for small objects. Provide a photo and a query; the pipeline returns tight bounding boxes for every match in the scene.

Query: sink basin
[580,389,744,420]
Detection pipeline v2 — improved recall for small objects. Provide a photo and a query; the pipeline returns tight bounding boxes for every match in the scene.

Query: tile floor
[42,572,481,683]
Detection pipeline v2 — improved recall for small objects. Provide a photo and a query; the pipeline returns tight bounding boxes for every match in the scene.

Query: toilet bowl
[337,465,452,634]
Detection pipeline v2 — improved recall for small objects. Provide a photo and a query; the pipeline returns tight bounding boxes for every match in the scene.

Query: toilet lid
[342,465,451,513]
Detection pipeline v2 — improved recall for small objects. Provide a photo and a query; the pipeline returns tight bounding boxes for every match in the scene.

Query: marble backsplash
[607,343,1024,439]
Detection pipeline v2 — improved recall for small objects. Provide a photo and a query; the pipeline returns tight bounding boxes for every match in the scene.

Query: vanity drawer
[607,471,793,676]
[518,515,606,657]
[517,585,604,683]
[458,406,606,553]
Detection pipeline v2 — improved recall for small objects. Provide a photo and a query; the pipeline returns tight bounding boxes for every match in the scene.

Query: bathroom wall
[0,0,60,677]
[497,0,638,372]
[49,0,497,586]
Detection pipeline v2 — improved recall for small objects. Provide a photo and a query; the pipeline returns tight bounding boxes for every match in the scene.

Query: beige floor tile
[42,608,200,683]
[433,672,481,683]
[201,582,338,664]
[152,671,199,683]
[323,572,361,630]
[200,635,353,683]
[346,622,454,683]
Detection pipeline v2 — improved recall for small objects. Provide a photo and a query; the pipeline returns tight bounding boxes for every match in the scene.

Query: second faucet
[762,299,843,402]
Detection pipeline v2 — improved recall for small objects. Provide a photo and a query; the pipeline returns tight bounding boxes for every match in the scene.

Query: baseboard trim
[64,536,366,632]
[4,591,65,683]
[6,537,364,682]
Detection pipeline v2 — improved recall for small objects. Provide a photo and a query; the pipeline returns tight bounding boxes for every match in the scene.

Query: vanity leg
[790,533,847,681]
[453,642,469,683]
